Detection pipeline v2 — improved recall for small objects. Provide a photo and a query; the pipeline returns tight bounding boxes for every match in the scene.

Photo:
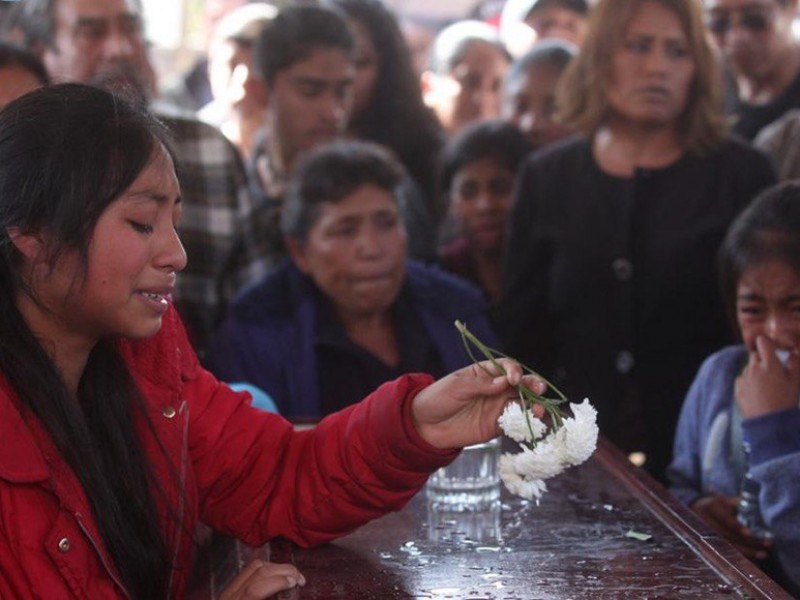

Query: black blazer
[497,134,777,479]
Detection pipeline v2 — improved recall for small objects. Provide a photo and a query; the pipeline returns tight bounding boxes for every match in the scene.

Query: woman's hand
[735,336,800,419]
[219,559,306,600]
[691,495,772,561]
[411,358,546,449]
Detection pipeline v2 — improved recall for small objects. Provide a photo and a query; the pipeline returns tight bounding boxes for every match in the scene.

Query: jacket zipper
[74,513,132,600]
[165,400,190,599]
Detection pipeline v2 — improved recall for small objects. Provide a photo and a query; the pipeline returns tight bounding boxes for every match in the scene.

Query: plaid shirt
[160,113,273,352]
[247,128,290,263]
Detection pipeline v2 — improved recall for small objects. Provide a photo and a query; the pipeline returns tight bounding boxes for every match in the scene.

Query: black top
[314,287,446,415]
[732,70,800,140]
[498,134,776,480]
[439,237,486,300]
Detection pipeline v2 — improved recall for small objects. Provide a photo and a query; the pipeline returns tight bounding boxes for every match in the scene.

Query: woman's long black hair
[325,0,444,218]
[0,84,175,599]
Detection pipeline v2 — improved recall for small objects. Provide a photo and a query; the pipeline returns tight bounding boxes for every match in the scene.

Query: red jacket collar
[116,305,197,397]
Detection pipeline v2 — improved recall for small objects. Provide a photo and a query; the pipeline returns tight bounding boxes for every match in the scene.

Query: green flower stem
[455,320,569,445]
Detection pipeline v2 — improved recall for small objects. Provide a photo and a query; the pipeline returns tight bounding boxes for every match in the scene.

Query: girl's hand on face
[219,559,306,600]
[411,358,546,450]
[735,335,800,419]
[691,495,773,561]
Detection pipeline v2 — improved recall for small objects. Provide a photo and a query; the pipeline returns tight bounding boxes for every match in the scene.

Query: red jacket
[0,307,454,599]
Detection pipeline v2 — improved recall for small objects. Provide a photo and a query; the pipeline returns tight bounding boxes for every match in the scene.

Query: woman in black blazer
[498,0,776,481]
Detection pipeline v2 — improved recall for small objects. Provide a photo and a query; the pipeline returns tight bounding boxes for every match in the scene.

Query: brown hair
[557,0,728,155]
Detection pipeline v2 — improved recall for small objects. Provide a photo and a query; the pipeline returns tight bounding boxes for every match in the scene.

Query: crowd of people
[0,0,799,597]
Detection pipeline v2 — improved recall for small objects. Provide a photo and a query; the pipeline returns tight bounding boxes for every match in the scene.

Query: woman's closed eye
[129,221,154,234]
[738,304,764,318]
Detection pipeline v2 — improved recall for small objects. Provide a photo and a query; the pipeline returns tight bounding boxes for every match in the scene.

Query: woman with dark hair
[498,0,777,482]
[439,119,532,304]
[324,0,443,213]
[422,20,511,136]
[669,182,800,596]
[0,84,543,599]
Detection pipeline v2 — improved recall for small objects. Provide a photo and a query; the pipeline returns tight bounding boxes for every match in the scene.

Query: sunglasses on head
[706,11,772,35]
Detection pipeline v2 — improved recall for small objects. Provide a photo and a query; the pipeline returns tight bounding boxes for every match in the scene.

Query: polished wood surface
[189,437,793,599]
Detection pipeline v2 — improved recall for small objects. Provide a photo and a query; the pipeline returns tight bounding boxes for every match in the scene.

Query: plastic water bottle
[736,444,774,541]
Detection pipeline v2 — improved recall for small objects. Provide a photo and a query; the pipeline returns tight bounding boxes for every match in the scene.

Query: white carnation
[514,478,548,501]
[553,399,599,466]
[497,398,599,501]
[499,453,548,500]
[498,402,547,443]
[514,442,565,480]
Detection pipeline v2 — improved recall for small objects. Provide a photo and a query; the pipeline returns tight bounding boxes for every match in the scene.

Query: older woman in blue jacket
[206,141,499,420]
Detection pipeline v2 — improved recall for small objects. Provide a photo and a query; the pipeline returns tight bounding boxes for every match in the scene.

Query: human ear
[6,227,46,262]
[245,71,269,107]
[421,70,459,129]
[420,70,438,106]
[285,235,311,274]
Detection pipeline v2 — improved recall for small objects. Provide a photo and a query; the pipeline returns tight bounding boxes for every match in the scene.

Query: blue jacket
[205,260,499,419]
[668,346,800,594]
